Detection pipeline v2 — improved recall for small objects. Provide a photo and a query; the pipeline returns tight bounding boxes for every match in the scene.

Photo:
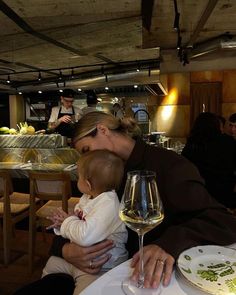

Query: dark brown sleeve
[49,235,70,257]
[155,158,236,259]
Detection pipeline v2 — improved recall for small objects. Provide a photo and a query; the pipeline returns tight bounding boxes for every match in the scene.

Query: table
[0,162,77,181]
[81,244,236,295]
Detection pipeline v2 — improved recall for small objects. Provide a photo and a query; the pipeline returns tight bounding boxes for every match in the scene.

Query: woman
[49,112,236,292]
[48,112,236,293]
[182,112,236,208]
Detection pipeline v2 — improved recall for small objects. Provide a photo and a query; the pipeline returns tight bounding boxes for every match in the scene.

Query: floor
[0,228,53,295]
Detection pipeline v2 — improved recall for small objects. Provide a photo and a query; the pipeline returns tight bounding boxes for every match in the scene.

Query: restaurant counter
[0,134,80,194]
[0,134,67,148]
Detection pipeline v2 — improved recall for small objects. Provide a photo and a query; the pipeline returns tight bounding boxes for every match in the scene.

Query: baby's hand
[46,208,69,230]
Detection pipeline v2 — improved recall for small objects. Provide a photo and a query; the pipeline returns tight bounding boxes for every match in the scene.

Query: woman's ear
[96,123,109,136]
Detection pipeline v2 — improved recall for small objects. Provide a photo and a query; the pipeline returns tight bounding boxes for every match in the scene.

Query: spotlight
[38,71,42,81]
[177,35,182,50]
[6,75,11,83]
[173,12,180,31]
[59,89,63,93]
[59,70,63,80]
[134,85,138,88]
[78,88,82,92]
[183,51,189,66]
[71,69,74,79]
[18,92,22,95]
[136,62,140,72]
[38,90,42,94]
[105,86,109,90]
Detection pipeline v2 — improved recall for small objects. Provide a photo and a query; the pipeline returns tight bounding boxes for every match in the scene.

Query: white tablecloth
[80,244,236,295]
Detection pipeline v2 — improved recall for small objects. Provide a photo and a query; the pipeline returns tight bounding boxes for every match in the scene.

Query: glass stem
[137,233,144,288]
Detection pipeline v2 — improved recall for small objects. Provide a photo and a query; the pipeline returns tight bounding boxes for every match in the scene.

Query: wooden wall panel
[222,103,236,121]
[222,70,236,103]
[159,73,190,105]
[191,71,223,83]
[153,105,190,138]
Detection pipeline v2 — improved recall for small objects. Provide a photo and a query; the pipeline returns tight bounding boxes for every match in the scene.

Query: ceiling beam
[186,0,219,47]
[0,0,89,56]
[0,58,58,77]
[0,0,115,65]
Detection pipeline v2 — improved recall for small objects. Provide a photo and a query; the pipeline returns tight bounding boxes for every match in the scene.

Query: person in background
[228,113,236,140]
[123,100,135,118]
[49,111,236,294]
[43,149,128,290]
[82,90,99,115]
[182,112,236,209]
[48,89,83,137]
[218,115,226,134]
[112,102,124,119]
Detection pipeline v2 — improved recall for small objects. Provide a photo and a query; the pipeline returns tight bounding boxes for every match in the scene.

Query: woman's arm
[62,239,115,273]
[50,236,115,273]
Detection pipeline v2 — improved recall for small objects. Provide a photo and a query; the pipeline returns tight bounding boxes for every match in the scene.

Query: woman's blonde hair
[78,149,124,193]
[73,111,141,145]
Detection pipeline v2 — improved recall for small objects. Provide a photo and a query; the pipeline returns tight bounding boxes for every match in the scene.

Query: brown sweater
[51,138,236,260]
[122,138,236,259]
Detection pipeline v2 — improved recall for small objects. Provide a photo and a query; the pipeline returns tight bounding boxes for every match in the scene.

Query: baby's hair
[78,149,124,194]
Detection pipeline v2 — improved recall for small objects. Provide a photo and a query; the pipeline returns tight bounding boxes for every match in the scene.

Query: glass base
[122,279,162,295]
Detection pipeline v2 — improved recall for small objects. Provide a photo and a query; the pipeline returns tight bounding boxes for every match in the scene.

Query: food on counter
[0,122,36,135]
[0,127,10,134]
[27,125,35,135]
[35,129,46,134]
[18,122,35,135]
[9,128,17,134]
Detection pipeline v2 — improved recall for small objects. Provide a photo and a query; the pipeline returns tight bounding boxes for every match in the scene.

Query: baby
[42,149,128,286]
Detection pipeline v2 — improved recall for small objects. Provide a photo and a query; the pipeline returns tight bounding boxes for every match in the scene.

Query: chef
[48,89,83,137]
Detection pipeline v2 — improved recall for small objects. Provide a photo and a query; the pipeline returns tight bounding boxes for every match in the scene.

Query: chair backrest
[0,170,13,218]
[0,170,13,196]
[29,171,72,212]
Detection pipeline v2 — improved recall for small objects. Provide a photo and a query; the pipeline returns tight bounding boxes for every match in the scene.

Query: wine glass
[119,170,164,295]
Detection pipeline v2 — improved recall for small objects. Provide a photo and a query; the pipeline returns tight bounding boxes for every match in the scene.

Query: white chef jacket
[48,105,83,122]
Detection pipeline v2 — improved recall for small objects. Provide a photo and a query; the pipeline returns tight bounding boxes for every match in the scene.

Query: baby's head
[77,150,124,196]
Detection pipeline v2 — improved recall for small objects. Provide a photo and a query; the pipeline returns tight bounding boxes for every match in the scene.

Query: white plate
[177,245,236,295]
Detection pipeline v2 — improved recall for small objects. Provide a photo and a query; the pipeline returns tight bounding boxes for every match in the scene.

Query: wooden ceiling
[0,0,236,93]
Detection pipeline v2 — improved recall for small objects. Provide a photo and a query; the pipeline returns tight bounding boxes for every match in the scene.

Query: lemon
[27,126,35,135]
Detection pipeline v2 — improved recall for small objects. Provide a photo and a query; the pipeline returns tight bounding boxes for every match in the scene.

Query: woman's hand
[130,244,175,289]
[62,239,115,274]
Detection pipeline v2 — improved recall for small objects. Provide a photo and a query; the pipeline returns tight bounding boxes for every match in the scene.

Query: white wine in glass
[119,170,164,295]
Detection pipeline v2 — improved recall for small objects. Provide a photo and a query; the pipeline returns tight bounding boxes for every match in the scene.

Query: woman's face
[74,127,114,155]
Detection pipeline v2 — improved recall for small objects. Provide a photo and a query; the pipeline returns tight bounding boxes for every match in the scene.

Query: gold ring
[89,260,94,269]
[157,259,165,266]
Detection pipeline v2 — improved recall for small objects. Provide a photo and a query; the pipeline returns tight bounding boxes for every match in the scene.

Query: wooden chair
[28,171,78,272]
[0,170,31,266]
